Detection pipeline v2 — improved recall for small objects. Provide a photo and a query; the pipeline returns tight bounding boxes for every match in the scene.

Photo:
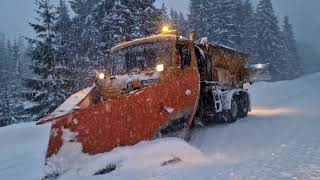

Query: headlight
[98,73,105,80]
[162,26,169,33]
[156,64,164,72]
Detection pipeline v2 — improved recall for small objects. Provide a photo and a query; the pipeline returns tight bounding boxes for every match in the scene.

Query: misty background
[0,0,319,73]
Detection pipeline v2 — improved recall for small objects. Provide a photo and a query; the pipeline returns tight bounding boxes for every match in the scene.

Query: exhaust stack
[189,31,196,42]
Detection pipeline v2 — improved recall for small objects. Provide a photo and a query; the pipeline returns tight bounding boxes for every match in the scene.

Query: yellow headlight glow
[98,73,105,80]
[162,26,169,33]
[156,64,164,72]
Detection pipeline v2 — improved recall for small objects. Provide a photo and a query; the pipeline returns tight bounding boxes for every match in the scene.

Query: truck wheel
[223,98,238,123]
[238,93,249,118]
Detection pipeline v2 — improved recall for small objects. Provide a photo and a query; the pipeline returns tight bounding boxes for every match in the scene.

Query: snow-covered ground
[1,73,320,180]
[0,123,51,180]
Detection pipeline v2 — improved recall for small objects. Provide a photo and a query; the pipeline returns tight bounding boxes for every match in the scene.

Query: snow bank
[250,72,320,108]
[47,134,209,178]
[0,123,51,180]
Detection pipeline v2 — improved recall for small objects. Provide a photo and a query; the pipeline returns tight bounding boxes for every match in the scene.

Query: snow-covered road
[1,73,320,180]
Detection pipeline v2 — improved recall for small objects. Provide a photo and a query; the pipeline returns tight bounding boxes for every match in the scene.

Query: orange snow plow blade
[40,70,200,159]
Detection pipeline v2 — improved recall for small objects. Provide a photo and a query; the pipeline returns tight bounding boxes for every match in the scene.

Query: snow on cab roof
[111,34,189,53]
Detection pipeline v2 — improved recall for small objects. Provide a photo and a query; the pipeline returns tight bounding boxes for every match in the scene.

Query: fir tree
[170,9,188,36]
[0,84,13,126]
[0,36,26,126]
[170,9,179,30]
[189,0,212,39]
[24,0,66,120]
[6,40,14,70]
[189,0,242,48]
[94,0,164,50]
[188,0,200,35]
[56,0,71,48]
[69,0,104,89]
[0,33,5,69]
[178,12,189,36]
[11,40,20,74]
[215,0,242,48]
[159,2,171,27]
[69,0,101,57]
[240,0,258,62]
[129,0,163,38]
[0,34,9,126]
[55,0,75,94]
[9,39,27,124]
[255,0,286,80]
[99,0,131,48]
[281,16,303,79]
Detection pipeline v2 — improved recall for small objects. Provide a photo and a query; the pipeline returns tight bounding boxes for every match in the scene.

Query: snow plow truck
[38,27,251,167]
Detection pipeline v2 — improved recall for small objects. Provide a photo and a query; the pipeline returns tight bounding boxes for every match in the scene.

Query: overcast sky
[0,0,319,48]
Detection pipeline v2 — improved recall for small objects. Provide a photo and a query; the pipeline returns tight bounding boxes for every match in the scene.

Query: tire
[238,93,250,118]
[223,98,238,123]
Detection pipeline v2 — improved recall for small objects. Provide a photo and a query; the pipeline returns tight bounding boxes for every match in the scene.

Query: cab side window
[182,47,191,67]
[177,44,191,68]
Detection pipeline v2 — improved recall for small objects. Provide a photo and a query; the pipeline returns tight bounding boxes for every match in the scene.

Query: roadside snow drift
[1,73,320,180]
[46,137,208,178]
[0,123,51,180]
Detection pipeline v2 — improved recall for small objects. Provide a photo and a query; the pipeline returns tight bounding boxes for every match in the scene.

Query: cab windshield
[111,41,173,75]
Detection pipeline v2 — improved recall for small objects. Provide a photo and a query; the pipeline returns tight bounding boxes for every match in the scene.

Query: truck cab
[97,29,251,124]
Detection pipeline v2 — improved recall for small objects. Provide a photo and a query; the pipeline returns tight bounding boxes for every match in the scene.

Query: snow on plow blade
[39,70,200,161]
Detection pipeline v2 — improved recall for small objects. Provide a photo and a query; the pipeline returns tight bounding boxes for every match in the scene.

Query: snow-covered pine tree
[129,0,163,38]
[86,0,120,76]
[188,0,198,34]
[6,40,14,70]
[7,40,26,124]
[69,0,102,89]
[0,35,4,126]
[0,33,5,70]
[0,34,10,126]
[11,40,20,73]
[11,39,31,123]
[189,0,242,48]
[189,0,211,39]
[98,1,164,49]
[178,12,189,37]
[70,0,101,48]
[24,0,66,120]
[170,9,179,30]
[16,37,33,78]
[255,0,286,80]
[159,2,171,28]
[170,9,188,37]
[216,0,242,49]
[55,0,75,94]
[240,0,258,63]
[56,0,71,48]
[98,0,131,48]
[0,84,13,126]
[170,9,181,33]
[0,37,26,126]
[281,16,303,79]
